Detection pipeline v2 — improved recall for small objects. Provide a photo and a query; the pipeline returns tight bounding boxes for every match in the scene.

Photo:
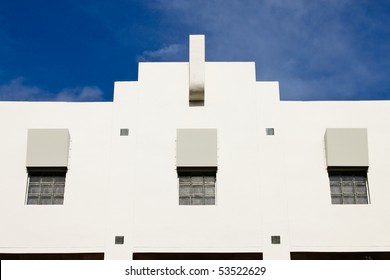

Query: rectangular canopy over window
[26,129,70,167]
[325,128,368,167]
[176,129,217,167]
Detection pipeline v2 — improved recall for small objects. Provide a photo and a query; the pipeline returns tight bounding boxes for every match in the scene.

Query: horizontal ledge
[177,167,217,175]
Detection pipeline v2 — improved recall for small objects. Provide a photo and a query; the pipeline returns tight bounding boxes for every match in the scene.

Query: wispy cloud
[1,1,389,101]
[148,0,390,100]
[55,86,103,102]
[0,78,42,101]
[137,44,186,62]
[0,78,103,102]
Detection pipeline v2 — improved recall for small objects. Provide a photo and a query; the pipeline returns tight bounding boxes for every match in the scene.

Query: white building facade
[1,35,390,260]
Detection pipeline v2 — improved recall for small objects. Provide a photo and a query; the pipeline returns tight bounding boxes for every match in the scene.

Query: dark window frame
[177,167,217,206]
[327,167,369,205]
[26,167,67,205]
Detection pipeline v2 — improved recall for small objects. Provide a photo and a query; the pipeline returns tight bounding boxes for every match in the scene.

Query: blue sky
[0,0,389,101]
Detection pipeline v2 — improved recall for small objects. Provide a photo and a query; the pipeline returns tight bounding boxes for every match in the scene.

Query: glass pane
[331,195,342,204]
[356,196,368,204]
[41,177,53,183]
[54,185,65,194]
[54,176,65,183]
[53,196,64,205]
[355,179,366,185]
[342,180,353,188]
[205,185,215,196]
[179,186,190,196]
[205,197,215,205]
[330,185,341,194]
[28,185,40,194]
[192,197,203,205]
[342,176,354,182]
[179,197,190,205]
[330,181,341,188]
[179,176,191,185]
[343,195,355,204]
[342,185,354,194]
[27,196,39,205]
[329,176,340,184]
[192,176,203,184]
[204,176,215,184]
[29,176,41,183]
[355,185,367,194]
[192,185,203,196]
[40,196,52,205]
[355,176,366,182]
[41,184,53,194]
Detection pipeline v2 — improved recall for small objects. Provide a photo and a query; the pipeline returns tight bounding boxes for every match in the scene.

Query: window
[178,168,216,205]
[120,128,129,136]
[115,236,125,245]
[26,168,67,205]
[265,128,275,135]
[271,236,281,244]
[328,168,369,204]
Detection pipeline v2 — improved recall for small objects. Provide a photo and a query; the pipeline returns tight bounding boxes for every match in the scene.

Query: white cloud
[0,78,42,101]
[148,0,388,100]
[55,86,103,101]
[0,78,103,102]
[137,44,186,62]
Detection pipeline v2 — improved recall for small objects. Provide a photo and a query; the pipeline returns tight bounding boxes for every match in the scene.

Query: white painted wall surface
[110,61,390,259]
[104,62,264,258]
[280,101,390,252]
[0,103,112,253]
[1,57,390,260]
[127,62,263,255]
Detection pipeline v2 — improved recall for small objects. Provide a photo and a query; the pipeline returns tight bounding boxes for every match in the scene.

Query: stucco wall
[280,101,390,252]
[0,103,112,253]
[1,60,390,259]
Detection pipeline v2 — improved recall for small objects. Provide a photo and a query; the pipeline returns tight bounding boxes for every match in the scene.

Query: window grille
[178,172,216,205]
[328,168,369,204]
[26,168,66,205]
